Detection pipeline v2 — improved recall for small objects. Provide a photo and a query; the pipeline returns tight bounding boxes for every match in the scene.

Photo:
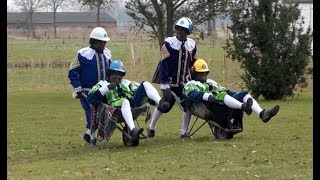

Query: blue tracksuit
[68,46,112,129]
[158,36,197,88]
[151,36,197,112]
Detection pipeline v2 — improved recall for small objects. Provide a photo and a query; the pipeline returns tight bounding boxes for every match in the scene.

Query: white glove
[202,92,213,101]
[160,83,170,90]
[98,81,116,95]
[72,86,82,99]
[98,80,109,87]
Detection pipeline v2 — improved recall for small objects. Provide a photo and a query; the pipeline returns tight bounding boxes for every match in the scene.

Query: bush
[224,0,312,100]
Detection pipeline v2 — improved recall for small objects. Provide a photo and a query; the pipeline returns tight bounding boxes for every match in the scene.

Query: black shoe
[90,138,97,146]
[147,127,155,138]
[180,133,191,139]
[241,98,253,115]
[260,105,280,123]
[83,133,90,143]
[159,89,172,111]
[131,127,144,140]
[144,104,152,123]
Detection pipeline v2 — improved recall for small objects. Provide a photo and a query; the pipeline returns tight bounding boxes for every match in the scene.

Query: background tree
[78,0,118,26]
[224,0,312,100]
[43,0,66,38]
[13,0,44,38]
[125,0,231,47]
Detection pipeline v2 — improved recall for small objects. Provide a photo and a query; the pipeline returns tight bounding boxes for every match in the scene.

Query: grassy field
[7,39,313,179]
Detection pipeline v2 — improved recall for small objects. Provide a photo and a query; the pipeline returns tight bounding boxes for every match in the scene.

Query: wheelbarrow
[81,92,151,147]
[90,102,151,146]
[171,92,244,139]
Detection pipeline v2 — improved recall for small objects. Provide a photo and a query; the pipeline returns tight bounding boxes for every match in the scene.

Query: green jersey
[183,79,227,100]
[90,79,140,107]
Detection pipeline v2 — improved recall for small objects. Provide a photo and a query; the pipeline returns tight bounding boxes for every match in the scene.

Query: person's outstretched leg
[223,94,253,115]
[121,99,143,138]
[243,94,280,123]
[260,105,280,123]
[143,81,171,110]
[142,82,172,138]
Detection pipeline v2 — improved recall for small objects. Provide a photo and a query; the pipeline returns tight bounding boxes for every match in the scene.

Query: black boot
[131,127,144,140]
[90,138,97,146]
[260,105,280,123]
[241,98,253,115]
[180,133,191,139]
[147,127,155,138]
[83,133,90,143]
[158,89,172,112]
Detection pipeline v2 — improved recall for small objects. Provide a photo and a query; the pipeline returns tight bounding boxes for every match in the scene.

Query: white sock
[86,129,90,135]
[243,94,263,115]
[149,109,162,130]
[181,112,191,135]
[143,81,161,105]
[223,94,243,109]
[121,99,135,130]
[91,129,98,140]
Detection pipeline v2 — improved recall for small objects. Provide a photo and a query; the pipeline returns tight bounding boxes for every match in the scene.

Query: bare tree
[125,0,231,47]
[57,0,90,12]
[78,0,118,26]
[43,0,66,38]
[13,0,44,38]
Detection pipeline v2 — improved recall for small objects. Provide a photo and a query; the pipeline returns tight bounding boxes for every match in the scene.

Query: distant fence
[7,26,231,45]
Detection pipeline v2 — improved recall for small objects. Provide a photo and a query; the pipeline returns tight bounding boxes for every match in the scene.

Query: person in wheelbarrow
[87,60,171,145]
[183,59,280,128]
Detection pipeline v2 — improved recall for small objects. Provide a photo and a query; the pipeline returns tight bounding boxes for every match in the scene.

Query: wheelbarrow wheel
[122,124,139,147]
[214,126,233,139]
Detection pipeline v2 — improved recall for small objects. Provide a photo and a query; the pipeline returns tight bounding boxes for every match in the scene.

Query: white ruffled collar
[206,79,218,85]
[185,80,203,86]
[78,46,112,60]
[165,36,196,51]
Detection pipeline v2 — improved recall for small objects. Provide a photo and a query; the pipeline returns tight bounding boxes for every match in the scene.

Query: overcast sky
[6,0,312,28]
[7,0,127,12]
[7,0,17,11]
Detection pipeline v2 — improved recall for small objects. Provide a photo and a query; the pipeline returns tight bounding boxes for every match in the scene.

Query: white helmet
[89,27,110,42]
[174,17,193,34]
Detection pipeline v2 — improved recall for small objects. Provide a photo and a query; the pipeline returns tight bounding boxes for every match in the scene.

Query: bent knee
[157,102,174,113]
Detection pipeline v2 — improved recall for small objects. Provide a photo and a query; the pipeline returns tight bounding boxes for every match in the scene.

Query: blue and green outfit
[88,79,149,108]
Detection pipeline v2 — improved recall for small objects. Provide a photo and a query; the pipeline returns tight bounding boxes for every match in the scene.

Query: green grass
[7,39,244,90]
[7,39,312,179]
[7,88,312,179]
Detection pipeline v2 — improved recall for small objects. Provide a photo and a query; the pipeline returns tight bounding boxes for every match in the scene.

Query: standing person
[68,27,112,143]
[183,59,280,123]
[87,60,171,144]
[149,17,197,138]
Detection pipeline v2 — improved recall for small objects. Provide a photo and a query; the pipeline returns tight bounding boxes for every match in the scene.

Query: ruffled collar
[78,46,112,60]
[165,36,196,51]
[185,80,203,86]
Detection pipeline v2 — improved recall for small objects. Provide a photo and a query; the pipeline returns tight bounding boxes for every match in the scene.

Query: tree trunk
[151,0,164,48]
[97,3,101,26]
[29,13,36,38]
[212,17,217,39]
[25,14,30,39]
[53,10,57,38]
[207,18,212,35]
[165,0,174,37]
